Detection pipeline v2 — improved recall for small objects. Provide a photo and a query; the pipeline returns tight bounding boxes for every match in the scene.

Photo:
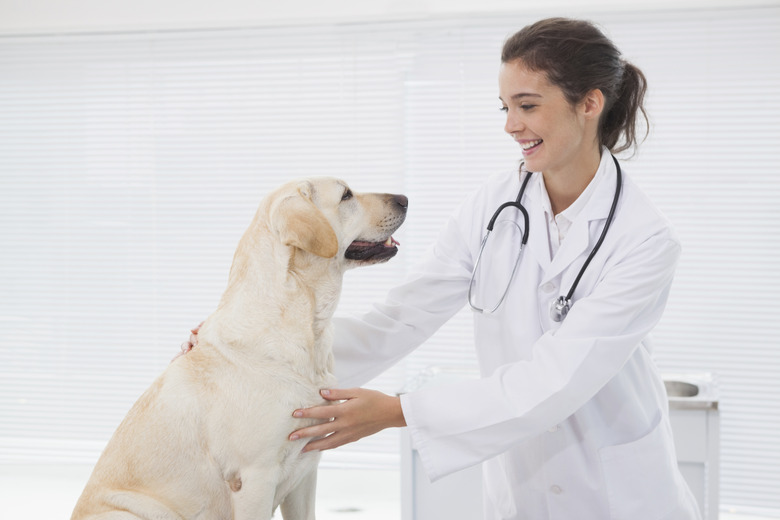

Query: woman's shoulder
[474,167,524,201]
[615,171,679,246]
[447,167,520,212]
[443,168,524,239]
[621,173,672,222]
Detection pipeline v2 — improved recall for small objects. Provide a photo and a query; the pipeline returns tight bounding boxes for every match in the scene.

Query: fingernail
[320,389,331,396]
[293,410,303,418]
[289,434,299,441]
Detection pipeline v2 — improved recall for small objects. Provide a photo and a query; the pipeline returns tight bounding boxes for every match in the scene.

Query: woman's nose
[504,110,524,135]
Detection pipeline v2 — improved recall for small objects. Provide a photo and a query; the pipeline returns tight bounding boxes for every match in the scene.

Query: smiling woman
[1,6,780,519]
[288,17,704,520]
[501,17,648,155]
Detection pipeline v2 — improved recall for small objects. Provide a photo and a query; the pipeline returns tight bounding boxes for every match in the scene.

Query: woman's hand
[290,388,406,453]
[171,322,203,362]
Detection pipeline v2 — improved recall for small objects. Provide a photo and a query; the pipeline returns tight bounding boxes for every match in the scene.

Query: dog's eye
[341,189,353,201]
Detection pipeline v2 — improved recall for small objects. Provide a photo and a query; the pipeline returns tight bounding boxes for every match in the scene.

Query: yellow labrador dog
[71,178,407,520]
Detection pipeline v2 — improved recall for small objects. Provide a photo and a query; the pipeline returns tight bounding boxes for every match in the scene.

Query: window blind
[1,6,779,514]
[608,9,780,515]
[0,24,414,468]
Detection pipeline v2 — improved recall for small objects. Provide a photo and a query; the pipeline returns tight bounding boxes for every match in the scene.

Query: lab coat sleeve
[400,228,681,481]
[331,190,483,389]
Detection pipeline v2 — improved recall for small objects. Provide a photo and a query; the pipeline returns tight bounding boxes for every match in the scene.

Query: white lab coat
[332,151,701,520]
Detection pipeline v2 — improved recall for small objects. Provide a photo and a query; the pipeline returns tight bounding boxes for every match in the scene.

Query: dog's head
[267,177,407,268]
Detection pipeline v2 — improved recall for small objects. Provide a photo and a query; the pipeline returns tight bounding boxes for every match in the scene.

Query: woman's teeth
[521,139,542,150]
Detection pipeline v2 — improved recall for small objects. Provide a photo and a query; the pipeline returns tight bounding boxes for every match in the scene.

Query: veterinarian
[190,17,701,520]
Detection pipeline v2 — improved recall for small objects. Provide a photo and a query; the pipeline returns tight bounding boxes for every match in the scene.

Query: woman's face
[498,60,599,176]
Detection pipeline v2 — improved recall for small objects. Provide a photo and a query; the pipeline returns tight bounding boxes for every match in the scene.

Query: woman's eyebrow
[499,93,542,102]
[511,93,542,99]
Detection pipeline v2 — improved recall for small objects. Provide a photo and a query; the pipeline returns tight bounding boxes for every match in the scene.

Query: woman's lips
[519,139,543,155]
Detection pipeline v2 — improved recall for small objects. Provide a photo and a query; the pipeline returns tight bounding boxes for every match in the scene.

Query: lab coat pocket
[599,417,683,519]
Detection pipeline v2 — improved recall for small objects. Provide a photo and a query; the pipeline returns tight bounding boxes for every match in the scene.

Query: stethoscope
[468,154,622,321]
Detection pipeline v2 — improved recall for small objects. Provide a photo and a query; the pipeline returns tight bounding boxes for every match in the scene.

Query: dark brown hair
[502,17,648,154]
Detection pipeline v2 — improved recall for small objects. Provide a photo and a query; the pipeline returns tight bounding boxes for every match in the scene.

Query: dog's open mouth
[345,236,400,262]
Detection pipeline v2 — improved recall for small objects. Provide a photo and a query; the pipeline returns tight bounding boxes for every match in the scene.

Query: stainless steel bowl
[664,380,700,398]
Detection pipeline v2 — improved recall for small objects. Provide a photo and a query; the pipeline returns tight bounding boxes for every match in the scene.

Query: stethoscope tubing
[467,171,533,314]
[562,155,622,303]
[468,155,622,318]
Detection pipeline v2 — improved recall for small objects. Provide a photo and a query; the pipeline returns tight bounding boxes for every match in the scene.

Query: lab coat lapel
[542,218,591,285]
[540,168,615,285]
[521,174,552,272]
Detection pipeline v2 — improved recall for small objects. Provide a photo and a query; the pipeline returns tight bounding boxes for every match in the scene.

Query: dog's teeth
[384,237,393,246]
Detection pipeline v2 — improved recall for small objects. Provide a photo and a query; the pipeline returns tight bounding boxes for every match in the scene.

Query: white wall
[1,0,779,35]
[3,1,780,515]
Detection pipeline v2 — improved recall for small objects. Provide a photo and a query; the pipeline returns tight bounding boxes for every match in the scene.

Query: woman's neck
[543,147,602,215]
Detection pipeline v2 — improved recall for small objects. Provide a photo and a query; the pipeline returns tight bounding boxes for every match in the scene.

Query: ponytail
[602,61,649,154]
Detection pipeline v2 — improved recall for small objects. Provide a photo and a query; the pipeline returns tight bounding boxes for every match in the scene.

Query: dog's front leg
[279,469,317,520]
[230,467,279,520]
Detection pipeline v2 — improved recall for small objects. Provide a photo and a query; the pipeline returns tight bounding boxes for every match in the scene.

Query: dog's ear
[270,187,339,259]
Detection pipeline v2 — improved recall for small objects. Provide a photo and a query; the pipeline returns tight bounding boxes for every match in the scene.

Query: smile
[520,139,542,150]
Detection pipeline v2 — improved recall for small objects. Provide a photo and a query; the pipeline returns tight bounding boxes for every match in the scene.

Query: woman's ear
[582,88,605,120]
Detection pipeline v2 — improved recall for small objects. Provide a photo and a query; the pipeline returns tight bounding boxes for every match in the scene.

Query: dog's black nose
[393,194,409,209]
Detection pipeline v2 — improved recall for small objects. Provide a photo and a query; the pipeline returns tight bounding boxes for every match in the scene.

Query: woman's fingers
[288,420,337,442]
[302,430,354,452]
[318,388,353,401]
[173,321,205,363]
[289,389,350,441]
[292,389,349,419]
[289,388,405,452]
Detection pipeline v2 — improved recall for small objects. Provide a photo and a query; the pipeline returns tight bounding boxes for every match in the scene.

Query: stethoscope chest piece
[550,296,570,323]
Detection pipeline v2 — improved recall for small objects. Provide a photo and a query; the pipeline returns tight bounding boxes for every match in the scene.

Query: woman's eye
[342,189,353,201]
[499,104,535,113]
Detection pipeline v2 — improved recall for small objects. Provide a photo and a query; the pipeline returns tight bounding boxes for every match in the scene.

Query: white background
[0,0,776,34]
[2,0,780,517]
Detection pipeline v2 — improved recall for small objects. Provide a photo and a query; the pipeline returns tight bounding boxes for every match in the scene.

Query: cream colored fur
[71,177,407,520]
